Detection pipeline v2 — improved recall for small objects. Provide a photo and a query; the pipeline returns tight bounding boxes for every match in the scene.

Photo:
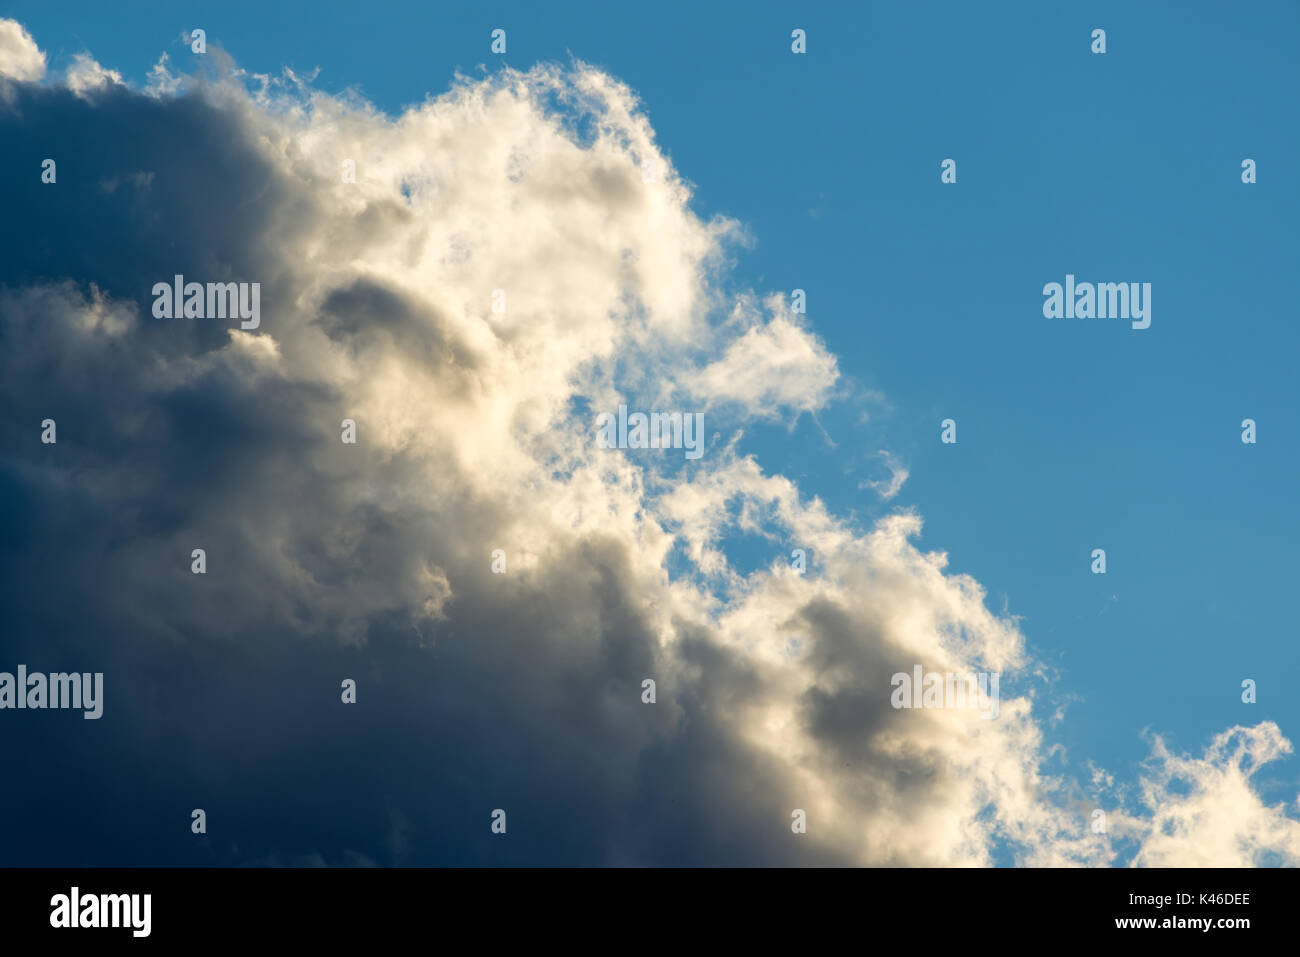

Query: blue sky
[4,0,1297,862]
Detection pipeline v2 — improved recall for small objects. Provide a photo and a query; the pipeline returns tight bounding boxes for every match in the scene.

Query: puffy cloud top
[0,18,44,81]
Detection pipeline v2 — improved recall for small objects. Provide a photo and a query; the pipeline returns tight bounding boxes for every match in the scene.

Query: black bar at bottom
[0,866,1285,943]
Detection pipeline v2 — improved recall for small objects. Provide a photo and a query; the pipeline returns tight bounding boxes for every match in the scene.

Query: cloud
[693,296,839,419]
[0,18,44,81]
[1128,723,1300,867]
[0,21,1295,867]
[860,450,909,501]
[65,53,124,96]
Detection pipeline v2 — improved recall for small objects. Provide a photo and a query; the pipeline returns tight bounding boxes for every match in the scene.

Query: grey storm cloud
[1,25,1297,867]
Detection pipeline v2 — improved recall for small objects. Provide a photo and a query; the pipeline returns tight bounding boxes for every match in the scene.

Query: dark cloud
[0,73,852,867]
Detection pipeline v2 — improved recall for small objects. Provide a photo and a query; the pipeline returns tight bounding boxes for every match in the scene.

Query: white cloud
[144,53,183,98]
[693,300,839,419]
[65,53,124,96]
[1129,723,1300,866]
[0,18,45,81]
[860,449,909,501]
